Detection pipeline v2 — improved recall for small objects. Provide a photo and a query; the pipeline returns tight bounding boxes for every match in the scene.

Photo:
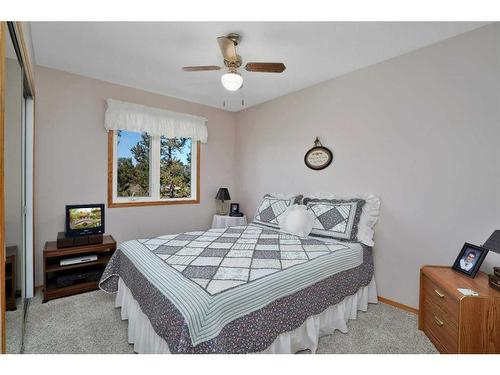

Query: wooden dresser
[419,266,500,353]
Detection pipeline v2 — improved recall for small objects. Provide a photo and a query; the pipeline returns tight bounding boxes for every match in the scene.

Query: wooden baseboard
[378,296,419,314]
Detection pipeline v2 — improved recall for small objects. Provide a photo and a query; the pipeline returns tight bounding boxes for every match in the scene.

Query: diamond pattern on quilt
[221,257,252,268]
[173,234,200,241]
[183,266,218,279]
[167,255,197,265]
[200,248,229,257]
[253,250,280,259]
[144,224,349,295]
[280,244,306,252]
[191,256,223,267]
[214,267,249,281]
[255,244,279,251]
[144,238,168,246]
[257,238,279,244]
[154,245,183,255]
[252,258,281,269]
[215,236,239,243]
[281,251,308,260]
[226,249,254,258]
[167,240,191,247]
[208,242,233,249]
[176,247,205,256]
[186,241,212,248]
[231,243,255,250]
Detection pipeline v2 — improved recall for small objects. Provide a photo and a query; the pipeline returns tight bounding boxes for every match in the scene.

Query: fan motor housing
[224,55,242,68]
[226,33,241,46]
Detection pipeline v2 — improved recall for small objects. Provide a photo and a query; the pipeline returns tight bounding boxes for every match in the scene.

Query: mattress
[99,224,374,353]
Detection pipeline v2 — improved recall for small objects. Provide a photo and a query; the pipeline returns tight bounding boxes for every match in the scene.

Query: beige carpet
[23,290,437,354]
[6,300,24,354]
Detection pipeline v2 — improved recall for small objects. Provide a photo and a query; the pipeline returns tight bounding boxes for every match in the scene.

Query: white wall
[235,24,500,308]
[34,24,500,308]
[34,66,237,286]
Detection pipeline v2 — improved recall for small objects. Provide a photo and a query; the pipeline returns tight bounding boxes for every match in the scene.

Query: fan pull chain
[240,86,245,107]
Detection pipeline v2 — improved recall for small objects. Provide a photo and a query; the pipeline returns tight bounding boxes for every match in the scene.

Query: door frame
[0,21,35,354]
[0,21,6,355]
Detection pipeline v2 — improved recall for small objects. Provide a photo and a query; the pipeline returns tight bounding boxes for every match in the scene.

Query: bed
[99,221,378,353]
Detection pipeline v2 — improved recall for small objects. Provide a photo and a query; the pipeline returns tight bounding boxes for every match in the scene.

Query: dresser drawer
[423,300,458,353]
[422,274,458,325]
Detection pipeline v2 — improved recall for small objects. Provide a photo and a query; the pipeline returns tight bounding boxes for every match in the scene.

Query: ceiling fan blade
[217,36,238,63]
[245,62,286,73]
[182,66,222,72]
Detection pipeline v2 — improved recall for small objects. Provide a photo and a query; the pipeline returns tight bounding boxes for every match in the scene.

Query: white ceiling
[30,22,488,112]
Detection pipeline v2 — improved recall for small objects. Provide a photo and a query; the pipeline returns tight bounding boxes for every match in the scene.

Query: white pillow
[302,193,380,246]
[279,205,315,238]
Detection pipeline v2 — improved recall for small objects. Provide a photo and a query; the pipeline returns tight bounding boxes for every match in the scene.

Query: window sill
[108,198,200,208]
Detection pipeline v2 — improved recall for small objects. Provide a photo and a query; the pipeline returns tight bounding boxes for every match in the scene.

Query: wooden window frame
[107,130,201,208]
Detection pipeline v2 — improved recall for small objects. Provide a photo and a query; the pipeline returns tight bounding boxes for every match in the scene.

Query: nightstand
[419,266,500,353]
[211,214,247,229]
[5,246,17,311]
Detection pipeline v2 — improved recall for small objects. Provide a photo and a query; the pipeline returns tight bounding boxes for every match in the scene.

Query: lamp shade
[216,188,231,201]
[221,72,243,91]
[483,230,500,254]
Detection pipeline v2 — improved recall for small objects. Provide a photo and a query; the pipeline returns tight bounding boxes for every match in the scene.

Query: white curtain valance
[104,99,208,143]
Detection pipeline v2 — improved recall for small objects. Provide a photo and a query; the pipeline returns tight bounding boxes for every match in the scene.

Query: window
[108,130,199,207]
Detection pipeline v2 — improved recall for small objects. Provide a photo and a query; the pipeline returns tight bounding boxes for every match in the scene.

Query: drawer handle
[434,315,444,327]
[434,289,445,298]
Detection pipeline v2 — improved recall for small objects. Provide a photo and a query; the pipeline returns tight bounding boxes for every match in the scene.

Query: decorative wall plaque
[304,137,333,170]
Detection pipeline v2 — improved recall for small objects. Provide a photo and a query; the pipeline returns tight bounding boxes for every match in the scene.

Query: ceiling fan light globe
[221,72,243,91]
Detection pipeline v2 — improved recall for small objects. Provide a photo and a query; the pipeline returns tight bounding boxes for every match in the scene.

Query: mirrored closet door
[2,22,35,354]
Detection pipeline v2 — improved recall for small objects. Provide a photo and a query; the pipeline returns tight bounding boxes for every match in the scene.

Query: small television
[65,204,105,237]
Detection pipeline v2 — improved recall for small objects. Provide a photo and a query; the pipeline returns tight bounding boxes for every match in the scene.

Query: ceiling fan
[182,33,286,92]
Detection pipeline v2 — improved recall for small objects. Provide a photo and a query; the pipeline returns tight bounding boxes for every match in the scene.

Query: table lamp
[483,230,500,255]
[215,188,231,215]
[482,230,500,291]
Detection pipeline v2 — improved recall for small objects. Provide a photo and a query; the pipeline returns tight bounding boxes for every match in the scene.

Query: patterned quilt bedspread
[100,224,373,353]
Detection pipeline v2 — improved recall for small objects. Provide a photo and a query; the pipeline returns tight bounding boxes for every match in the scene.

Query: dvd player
[60,255,98,266]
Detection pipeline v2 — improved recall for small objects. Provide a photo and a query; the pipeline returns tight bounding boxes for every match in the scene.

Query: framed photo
[304,146,333,170]
[230,203,240,215]
[452,242,488,278]
[304,138,334,171]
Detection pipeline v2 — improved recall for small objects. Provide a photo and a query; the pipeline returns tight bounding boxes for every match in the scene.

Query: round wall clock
[304,138,333,170]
